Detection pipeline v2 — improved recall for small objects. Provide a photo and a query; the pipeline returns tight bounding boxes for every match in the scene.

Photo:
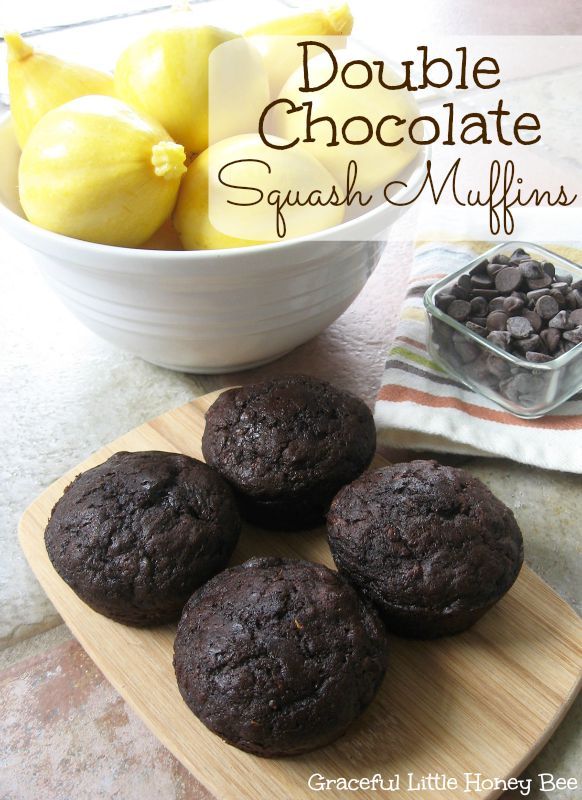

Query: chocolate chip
[447,299,471,321]
[489,297,506,311]
[458,274,473,292]
[556,272,573,285]
[499,376,520,401]
[513,334,541,353]
[435,292,455,310]
[548,310,575,330]
[506,316,533,338]
[492,254,510,266]
[571,279,582,291]
[522,309,543,333]
[549,289,566,307]
[511,248,527,258]
[503,296,525,316]
[551,282,570,295]
[466,322,487,336]
[486,355,511,377]
[540,327,561,353]
[569,308,582,326]
[486,311,508,331]
[487,330,511,350]
[487,261,506,278]
[535,295,559,320]
[453,339,480,363]
[526,288,552,302]
[451,284,471,300]
[527,274,552,290]
[465,359,491,381]
[565,291,578,310]
[470,274,494,290]
[470,297,489,317]
[470,316,488,327]
[562,326,582,344]
[508,372,544,395]
[542,261,556,279]
[520,260,544,280]
[525,351,553,363]
[472,258,490,274]
[495,267,522,293]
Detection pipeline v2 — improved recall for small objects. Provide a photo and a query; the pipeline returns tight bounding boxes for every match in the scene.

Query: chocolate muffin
[327,460,524,638]
[44,450,241,626]
[173,557,389,757]
[201,374,376,530]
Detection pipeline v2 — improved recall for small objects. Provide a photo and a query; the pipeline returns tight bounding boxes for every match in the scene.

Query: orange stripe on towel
[395,336,428,351]
[377,385,582,431]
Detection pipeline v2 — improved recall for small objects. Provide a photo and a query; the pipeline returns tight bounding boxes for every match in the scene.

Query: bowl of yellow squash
[0,7,426,373]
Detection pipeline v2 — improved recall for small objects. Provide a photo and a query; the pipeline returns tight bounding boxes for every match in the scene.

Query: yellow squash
[19,95,187,247]
[277,52,421,195]
[141,217,184,250]
[5,31,114,149]
[173,133,344,250]
[246,3,353,94]
[114,25,269,154]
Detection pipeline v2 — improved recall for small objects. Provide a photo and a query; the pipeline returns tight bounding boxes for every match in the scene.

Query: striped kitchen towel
[375,243,582,473]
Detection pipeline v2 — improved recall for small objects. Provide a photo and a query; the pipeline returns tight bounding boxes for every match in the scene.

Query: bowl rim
[0,110,429,262]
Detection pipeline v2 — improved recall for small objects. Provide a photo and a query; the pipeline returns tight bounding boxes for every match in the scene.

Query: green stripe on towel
[390,346,445,373]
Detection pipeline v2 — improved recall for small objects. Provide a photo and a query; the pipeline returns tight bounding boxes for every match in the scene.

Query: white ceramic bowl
[0,114,424,373]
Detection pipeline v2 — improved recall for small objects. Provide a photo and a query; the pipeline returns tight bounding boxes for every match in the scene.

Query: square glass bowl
[424,242,582,418]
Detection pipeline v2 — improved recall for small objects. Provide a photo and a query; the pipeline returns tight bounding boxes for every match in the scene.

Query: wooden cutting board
[19,391,582,800]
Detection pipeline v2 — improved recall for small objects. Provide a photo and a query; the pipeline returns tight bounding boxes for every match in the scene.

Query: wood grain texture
[19,391,582,800]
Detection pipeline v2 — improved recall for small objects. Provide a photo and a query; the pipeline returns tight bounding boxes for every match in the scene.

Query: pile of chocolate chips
[436,248,582,363]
